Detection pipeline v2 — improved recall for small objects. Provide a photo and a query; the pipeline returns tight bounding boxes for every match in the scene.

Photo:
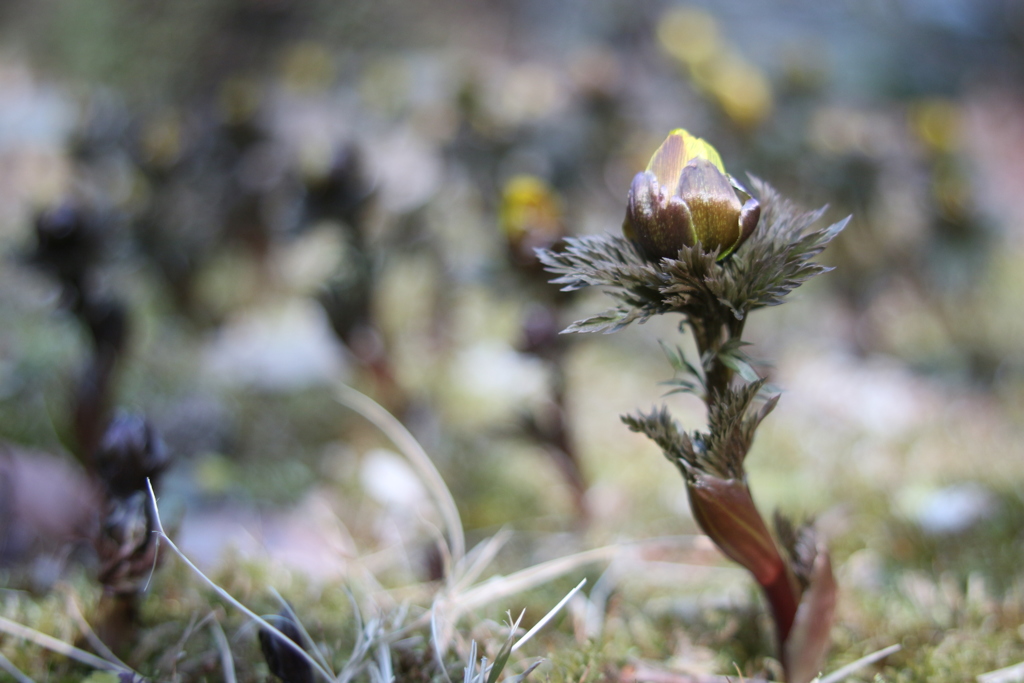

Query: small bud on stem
[623,129,760,261]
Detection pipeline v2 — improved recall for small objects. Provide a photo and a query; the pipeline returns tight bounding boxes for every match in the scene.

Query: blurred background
[1,0,1024,677]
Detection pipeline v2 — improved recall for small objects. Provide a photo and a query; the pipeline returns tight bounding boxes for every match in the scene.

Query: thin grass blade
[511,579,586,653]
[145,481,335,683]
[335,384,466,567]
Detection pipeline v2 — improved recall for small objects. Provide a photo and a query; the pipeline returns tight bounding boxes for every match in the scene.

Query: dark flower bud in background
[259,608,315,683]
[517,304,562,357]
[30,201,105,287]
[94,413,170,498]
[93,415,169,650]
[623,129,760,260]
[302,143,376,229]
[96,490,157,594]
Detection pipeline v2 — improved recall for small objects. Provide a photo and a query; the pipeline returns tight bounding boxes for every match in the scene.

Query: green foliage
[714,179,848,318]
[622,383,777,482]
[703,382,777,478]
[621,405,696,476]
[538,234,670,333]
[658,340,707,397]
[536,179,848,334]
[462,612,541,683]
[713,338,761,384]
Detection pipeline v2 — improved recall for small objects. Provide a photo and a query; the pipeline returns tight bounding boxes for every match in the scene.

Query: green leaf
[658,341,705,396]
[721,355,760,383]
[659,380,701,398]
[701,380,767,476]
[659,340,701,377]
[563,306,645,334]
[508,661,543,682]
[621,407,697,476]
[716,338,762,383]
[486,611,525,683]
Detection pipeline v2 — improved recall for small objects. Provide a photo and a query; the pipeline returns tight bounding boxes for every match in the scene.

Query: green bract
[623,129,761,261]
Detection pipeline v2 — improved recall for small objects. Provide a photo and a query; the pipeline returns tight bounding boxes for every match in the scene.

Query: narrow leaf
[508,661,543,683]
[719,354,761,383]
[486,611,525,683]
[784,549,838,683]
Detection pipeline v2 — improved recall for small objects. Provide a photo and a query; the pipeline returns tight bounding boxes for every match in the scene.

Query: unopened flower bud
[31,201,104,284]
[95,413,169,497]
[623,129,760,260]
[259,608,314,683]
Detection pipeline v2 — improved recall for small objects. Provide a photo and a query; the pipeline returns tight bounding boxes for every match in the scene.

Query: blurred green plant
[538,129,847,682]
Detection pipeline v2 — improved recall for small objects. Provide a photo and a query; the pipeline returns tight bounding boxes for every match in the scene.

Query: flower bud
[95,413,169,498]
[31,201,104,285]
[623,129,760,261]
[259,608,314,683]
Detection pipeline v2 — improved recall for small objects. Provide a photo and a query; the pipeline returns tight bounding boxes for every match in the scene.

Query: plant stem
[689,315,744,398]
[685,312,800,652]
[762,563,799,647]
